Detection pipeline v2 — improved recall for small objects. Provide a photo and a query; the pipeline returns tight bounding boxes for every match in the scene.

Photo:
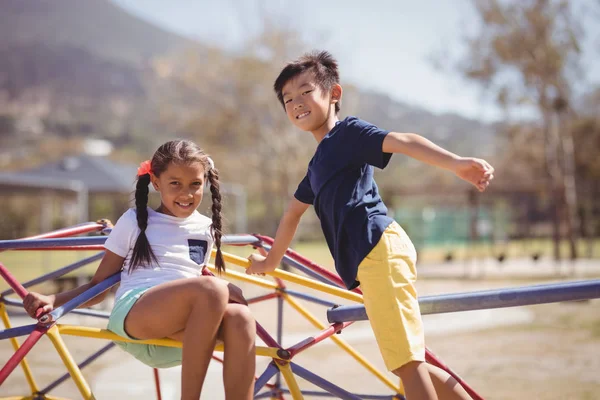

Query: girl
[23,140,256,400]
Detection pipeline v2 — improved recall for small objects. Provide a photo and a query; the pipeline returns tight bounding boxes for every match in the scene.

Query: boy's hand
[453,157,494,192]
[246,254,278,276]
[23,292,54,319]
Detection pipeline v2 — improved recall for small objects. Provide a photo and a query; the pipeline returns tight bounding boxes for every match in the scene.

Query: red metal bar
[286,322,353,358]
[426,349,484,400]
[255,322,281,349]
[19,222,104,241]
[254,234,361,294]
[153,368,162,400]
[256,234,479,395]
[247,292,280,304]
[13,246,106,251]
[0,262,28,299]
[0,325,48,385]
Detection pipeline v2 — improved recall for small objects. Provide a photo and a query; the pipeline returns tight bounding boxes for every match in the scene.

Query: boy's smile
[281,71,341,140]
[296,111,311,120]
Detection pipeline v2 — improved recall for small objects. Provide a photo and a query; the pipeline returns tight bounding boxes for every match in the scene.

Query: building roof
[10,155,138,193]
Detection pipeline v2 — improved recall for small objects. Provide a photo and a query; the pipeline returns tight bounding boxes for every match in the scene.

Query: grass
[1,238,598,292]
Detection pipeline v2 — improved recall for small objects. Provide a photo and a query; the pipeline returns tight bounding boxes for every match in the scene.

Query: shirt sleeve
[350,118,392,169]
[104,209,139,258]
[293,173,315,205]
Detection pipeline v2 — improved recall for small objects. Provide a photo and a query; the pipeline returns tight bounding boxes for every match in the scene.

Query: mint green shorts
[107,287,182,369]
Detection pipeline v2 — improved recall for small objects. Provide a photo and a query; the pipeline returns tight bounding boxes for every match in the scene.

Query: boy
[247,51,493,399]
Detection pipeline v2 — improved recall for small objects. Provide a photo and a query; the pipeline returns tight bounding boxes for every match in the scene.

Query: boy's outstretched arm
[383,132,495,192]
[246,198,310,275]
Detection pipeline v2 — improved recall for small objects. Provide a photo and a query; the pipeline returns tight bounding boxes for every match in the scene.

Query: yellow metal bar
[221,252,363,303]
[283,293,403,394]
[277,362,304,400]
[206,265,280,290]
[56,325,283,359]
[0,303,40,393]
[45,326,96,400]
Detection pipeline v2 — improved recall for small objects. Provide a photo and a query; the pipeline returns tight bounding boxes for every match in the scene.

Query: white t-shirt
[104,207,214,301]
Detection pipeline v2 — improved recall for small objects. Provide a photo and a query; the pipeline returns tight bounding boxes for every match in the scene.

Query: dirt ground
[1,275,599,400]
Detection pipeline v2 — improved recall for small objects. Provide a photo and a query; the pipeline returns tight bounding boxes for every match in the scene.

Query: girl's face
[151,161,206,218]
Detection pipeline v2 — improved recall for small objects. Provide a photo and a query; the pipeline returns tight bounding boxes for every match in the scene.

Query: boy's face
[281,71,336,132]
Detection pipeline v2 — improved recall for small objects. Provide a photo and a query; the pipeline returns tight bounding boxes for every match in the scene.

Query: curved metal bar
[328,279,600,323]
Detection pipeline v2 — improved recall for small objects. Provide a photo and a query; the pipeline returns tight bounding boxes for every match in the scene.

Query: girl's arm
[382,132,494,192]
[246,198,310,275]
[23,250,125,319]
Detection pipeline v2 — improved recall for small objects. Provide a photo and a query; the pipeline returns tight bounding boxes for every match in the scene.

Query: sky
[112,0,599,123]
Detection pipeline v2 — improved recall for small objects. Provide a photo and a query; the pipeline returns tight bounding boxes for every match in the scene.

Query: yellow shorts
[357,221,425,371]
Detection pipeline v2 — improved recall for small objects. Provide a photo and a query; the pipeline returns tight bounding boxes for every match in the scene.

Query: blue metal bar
[45,273,120,323]
[290,362,363,400]
[254,392,277,399]
[327,279,600,323]
[39,342,116,394]
[281,254,341,286]
[1,252,104,297]
[254,362,280,396]
[0,324,37,340]
[285,289,338,307]
[276,294,284,388]
[280,389,398,399]
[0,234,261,250]
[281,389,338,397]
[222,234,262,246]
[358,394,402,400]
[260,243,339,287]
[0,237,107,249]
[2,298,111,319]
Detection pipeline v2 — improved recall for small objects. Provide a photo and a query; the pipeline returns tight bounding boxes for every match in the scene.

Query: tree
[150,24,315,234]
[458,0,588,259]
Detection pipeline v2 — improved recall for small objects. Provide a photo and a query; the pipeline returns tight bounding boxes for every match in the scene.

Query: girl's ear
[331,84,343,104]
[150,173,159,191]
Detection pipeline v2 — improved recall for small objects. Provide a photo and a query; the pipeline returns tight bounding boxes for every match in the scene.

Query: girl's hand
[23,292,54,319]
[246,254,277,276]
[453,157,494,192]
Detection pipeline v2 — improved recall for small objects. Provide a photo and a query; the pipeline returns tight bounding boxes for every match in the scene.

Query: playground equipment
[1,222,599,399]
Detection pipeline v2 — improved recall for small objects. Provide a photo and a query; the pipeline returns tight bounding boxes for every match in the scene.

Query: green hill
[0,0,196,66]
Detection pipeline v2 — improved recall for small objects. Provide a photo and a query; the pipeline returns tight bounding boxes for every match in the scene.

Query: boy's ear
[331,84,343,104]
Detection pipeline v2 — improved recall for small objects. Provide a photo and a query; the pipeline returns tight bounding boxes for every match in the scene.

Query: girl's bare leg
[123,277,230,400]
[219,303,256,400]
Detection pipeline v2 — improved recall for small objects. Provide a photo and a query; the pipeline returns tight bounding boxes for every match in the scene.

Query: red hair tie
[137,160,152,176]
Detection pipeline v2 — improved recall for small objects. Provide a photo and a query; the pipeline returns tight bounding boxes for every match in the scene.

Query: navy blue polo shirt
[294,116,394,289]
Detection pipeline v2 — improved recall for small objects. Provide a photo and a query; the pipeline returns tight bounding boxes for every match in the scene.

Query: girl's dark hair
[274,50,341,113]
[130,139,226,274]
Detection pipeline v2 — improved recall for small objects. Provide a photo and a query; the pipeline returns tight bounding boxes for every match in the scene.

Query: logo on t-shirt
[188,239,209,265]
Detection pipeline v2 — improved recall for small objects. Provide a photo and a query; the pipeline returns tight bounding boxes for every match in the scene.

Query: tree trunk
[543,110,562,261]
[557,111,579,259]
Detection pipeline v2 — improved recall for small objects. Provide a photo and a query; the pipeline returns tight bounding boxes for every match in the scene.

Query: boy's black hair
[274,50,340,113]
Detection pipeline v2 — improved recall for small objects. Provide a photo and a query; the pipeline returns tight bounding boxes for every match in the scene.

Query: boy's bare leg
[426,364,472,400]
[393,361,438,400]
